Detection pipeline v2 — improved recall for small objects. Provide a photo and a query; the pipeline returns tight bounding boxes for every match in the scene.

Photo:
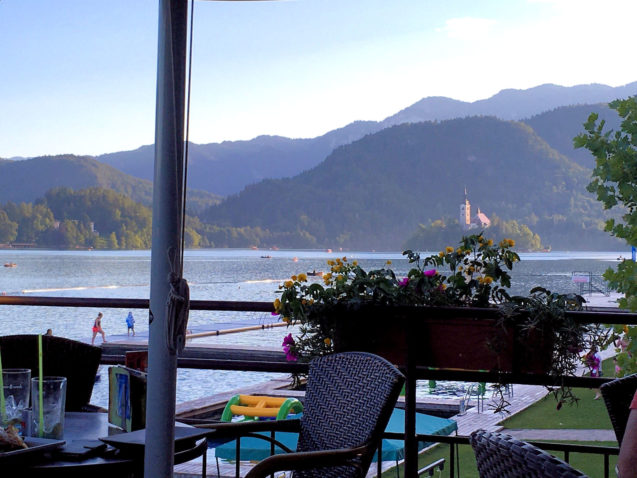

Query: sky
[2,0,637,158]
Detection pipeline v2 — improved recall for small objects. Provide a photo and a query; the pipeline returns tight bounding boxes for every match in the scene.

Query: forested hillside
[522,104,622,169]
[201,116,623,250]
[0,155,221,213]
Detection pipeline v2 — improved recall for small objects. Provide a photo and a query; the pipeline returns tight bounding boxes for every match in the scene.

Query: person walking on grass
[91,312,107,345]
[126,311,135,337]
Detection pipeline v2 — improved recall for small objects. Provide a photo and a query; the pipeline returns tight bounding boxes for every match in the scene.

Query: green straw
[0,346,5,425]
[38,334,43,437]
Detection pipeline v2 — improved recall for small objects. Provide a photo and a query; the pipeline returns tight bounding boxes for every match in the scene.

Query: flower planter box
[328,306,552,374]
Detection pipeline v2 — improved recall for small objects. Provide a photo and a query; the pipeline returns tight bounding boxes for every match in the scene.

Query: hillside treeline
[0,187,311,250]
[0,188,155,249]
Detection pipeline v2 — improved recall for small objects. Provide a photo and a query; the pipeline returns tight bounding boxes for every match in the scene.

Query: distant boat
[3,263,16,268]
[308,270,323,277]
[260,255,272,259]
[292,257,298,262]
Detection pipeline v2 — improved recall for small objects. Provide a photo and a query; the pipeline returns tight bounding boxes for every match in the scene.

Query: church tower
[460,188,471,230]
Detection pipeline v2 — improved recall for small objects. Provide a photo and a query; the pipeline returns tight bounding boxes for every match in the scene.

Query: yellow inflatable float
[221,394,303,422]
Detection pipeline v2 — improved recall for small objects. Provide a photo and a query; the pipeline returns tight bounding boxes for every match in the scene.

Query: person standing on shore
[91,312,107,345]
[125,311,135,337]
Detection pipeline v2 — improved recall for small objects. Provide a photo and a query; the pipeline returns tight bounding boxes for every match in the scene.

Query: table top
[4,412,206,477]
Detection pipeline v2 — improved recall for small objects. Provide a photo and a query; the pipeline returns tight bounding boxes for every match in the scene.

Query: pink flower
[282,333,298,361]
[424,269,436,277]
[398,277,409,287]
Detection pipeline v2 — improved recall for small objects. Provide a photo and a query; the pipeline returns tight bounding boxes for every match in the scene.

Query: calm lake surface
[0,248,625,408]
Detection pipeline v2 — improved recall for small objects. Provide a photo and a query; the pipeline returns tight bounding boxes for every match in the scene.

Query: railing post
[404,321,418,477]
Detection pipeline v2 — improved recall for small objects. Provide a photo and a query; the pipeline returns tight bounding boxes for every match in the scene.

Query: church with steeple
[460,189,491,231]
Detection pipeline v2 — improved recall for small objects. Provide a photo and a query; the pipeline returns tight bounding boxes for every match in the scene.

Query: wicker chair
[199,352,405,478]
[600,373,637,446]
[469,429,588,478]
[0,334,101,412]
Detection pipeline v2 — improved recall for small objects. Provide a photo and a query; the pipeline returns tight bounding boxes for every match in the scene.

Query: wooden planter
[327,305,553,374]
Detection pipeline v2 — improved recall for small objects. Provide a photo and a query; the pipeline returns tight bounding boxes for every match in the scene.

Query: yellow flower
[445,246,454,253]
[352,260,358,266]
[624,324,629,334]
[297,273,307,282]
[291,275,297,281]
[301,299,307,305]
[273,298,281,311]
[309,299,315,305]
[342,257,348,262]
[487,239,493,246]
[456,248,463,255]
[282,316,290,324]
[323,273,333,284]
[458,266,463,271]
[327,259,335,266]
[336,274,346,282]
[324,338,332,346]
[336,258,342,265]
[508,239,516,247]
[438,251,445,257]
[284,280,294,289]
[386,260,392,265]
[484,276,493,284]
[441,284,447,290]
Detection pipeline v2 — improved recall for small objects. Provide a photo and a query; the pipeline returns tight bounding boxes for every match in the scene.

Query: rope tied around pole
[166,248,190,355]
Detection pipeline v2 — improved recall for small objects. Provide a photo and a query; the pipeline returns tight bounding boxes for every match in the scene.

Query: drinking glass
[1,368,31,433]
[31,376,66,439]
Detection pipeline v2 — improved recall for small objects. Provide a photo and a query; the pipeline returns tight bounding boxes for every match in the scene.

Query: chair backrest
[295,352,405,478]
[0,334,101,411]
[600,373,637,446]
[470,430,588,478]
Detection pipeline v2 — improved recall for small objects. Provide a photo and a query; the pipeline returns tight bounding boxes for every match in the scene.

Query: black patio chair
[0,334,102,412]
[600,373,637,446]
[469,429,588,478]
[197,351,405,478]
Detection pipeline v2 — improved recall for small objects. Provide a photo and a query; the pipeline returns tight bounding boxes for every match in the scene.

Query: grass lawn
[381,441,617,478]
[500,387,613,429]
[383,359,618,476]
[501,358,615,430]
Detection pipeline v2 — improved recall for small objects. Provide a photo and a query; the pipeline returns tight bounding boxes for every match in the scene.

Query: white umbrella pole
[145,0,189,476]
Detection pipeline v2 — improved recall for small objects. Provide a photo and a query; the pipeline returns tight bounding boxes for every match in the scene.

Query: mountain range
[1,81,634,250]
[92,82,636,197]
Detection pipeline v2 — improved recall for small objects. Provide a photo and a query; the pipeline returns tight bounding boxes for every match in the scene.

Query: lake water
[0,248,625,408]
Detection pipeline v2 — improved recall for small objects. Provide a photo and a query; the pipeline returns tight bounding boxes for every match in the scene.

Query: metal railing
[1,295,636,477]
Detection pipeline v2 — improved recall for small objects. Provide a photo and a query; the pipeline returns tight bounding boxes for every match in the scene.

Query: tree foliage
[574,97,637,312]
[574,97,637,376]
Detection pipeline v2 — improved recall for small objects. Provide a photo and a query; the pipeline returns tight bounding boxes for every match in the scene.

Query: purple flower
[424,269,436,277]
[398,277,409,287]
[271,311,280,316]
[282,333,298,361]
